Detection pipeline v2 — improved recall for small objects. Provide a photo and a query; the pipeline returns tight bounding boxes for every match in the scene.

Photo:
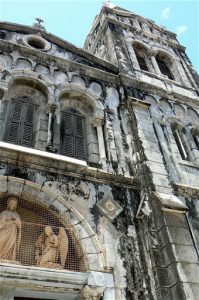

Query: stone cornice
[86,13,185,53]
[0,21,118,73]
[174,183,199,199]
[0,40,119,84]
[0,142,140,189]
[119,74,199,107]
[0,42,198,107]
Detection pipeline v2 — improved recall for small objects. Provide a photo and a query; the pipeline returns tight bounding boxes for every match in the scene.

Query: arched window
[172,127,187,160]
[156,55,174,80]
[60,108,86,160]
[136,54,149,71]
[5,96,36,147]
[133,43,149,71]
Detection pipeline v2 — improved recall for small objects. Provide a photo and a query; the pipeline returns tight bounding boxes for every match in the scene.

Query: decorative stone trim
[96,197,123,221]
[153,192,189,213]
[0,142,139,188]
[174,183,199,199]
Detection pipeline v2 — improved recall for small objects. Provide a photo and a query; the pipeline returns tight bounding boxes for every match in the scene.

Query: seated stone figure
[35,226,68,269]
[0,197,21,263]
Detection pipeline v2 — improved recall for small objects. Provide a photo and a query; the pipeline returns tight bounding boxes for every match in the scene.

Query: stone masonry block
[158,226,193,247]
[177,262,199,284]
[0,175,8,193]
[7,176,25,196]
[163,212,188,229]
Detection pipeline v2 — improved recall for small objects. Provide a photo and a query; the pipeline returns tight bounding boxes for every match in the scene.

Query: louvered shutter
[21,103,34,147]
[6,99,35,147]
[62,114,74,157]
[6,101,23,144]
[61,112,86,160]
[75,116,85,160]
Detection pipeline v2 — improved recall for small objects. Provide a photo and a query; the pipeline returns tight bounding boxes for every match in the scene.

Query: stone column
[81,285,105,300]
[126,42,140,69]
[46,102,58,153]
[151,55,161,75]
[0,287,15,300]
[92,116,106,164]
[104,111,118,170]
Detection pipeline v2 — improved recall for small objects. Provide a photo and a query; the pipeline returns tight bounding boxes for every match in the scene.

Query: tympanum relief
[35,226,68,269]
[0,196,86,271]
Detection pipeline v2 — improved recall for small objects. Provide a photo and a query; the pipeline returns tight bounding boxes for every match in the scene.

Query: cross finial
[35,17,44,25]
[103,1,115,8]
[33,17,45,31]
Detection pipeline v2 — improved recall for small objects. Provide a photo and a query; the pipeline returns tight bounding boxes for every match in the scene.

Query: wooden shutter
[6,99,35,147]
[61,112,86,160]
[6,101,23,144]
[21,103,34,147]
[75,116,85,160]
[62,114,74,157]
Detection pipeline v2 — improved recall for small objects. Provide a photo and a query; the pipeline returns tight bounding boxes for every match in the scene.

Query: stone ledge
[174,183,199,199]
[0,142,140,189]
[0,263,88,290]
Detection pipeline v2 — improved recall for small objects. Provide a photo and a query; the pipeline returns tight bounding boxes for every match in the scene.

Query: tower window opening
[156,57,174,80]
[173,128,187,160]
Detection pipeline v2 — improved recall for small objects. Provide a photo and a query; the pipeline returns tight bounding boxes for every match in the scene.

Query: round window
[23,35,51,51]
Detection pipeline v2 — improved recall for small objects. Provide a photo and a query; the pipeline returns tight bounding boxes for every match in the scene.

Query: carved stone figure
[81,285,105,300]
[35,226,68,269]
[0,197,21,262]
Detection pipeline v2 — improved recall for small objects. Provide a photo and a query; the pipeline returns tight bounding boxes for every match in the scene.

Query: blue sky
[0,0,198,72]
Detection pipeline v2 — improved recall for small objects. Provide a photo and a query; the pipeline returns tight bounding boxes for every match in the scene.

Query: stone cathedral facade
[0,4,199,300]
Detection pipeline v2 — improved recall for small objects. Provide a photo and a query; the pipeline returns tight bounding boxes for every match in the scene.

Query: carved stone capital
[81,285,105,300]
[92,116,104,127]
[46,102,58,114]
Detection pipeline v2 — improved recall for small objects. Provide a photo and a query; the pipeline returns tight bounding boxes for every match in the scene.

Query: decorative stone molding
[153,192,189,213]
[81,285,105,300]
[46,102,58,114]
[91,116,104,127]
[96,197,123,221]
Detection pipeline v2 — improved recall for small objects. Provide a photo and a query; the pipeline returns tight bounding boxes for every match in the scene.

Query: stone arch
[154,49,183,82]
[6,70,54,102]
[55,84,104,164]
[165,116,186,128]
[56,83,104,119]
[16,58,32,70]
[133,40,151,54]
[0,53,13,70]
[3,74,53,150]
[71,75,86,87]
[0,176,105,271]
[132,40,152,71]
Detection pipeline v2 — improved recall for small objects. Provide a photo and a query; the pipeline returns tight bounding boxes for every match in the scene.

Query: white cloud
[176,25,187,35]
[161,7,171,20]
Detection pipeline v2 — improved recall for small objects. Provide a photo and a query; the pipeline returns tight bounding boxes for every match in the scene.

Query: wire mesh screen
[0,194,88,272]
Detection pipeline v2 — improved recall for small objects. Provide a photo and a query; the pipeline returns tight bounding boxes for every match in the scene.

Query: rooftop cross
[35,17,44,25]
[33,17,45,31]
